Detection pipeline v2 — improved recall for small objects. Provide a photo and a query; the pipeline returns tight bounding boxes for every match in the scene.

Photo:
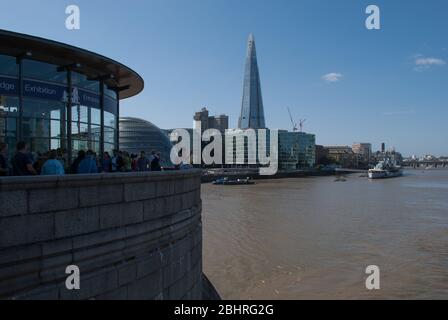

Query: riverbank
[201,168,342,183]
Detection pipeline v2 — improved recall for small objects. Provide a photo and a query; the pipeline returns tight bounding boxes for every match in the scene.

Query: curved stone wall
[0,170,203,300]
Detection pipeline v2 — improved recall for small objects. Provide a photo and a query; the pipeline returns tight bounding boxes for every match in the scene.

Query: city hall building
[0,29,143,163]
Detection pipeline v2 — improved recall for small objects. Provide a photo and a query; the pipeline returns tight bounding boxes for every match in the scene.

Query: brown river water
[202,169,448,299]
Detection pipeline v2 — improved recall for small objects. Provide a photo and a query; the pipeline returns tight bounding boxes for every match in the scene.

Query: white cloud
[415,57,446,66]
[413,56,446,71]
[322,73,343,83]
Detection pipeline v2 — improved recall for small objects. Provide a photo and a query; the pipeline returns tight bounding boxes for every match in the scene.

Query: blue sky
[1,0,447,156]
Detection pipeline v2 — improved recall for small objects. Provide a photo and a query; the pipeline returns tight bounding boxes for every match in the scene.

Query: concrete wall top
[0,170,202,192]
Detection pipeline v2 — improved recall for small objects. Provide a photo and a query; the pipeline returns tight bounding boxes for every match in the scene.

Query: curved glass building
[0,29,144,164]
[119,117,174,167]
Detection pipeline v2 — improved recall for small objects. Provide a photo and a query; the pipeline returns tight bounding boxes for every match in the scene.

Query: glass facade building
[238,34,266,129]
[224,129,315,170]
[119,117,174,167]
[0,30,143,166]
[278,131,316,170]
[225,129,271,166]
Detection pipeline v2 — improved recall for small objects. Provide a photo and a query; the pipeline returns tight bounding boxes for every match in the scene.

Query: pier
[402,160,448,168]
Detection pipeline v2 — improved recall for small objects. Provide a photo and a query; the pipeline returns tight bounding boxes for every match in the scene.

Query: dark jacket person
[151,152,162,172]
[12,142,37,176]
[70,150,86,174]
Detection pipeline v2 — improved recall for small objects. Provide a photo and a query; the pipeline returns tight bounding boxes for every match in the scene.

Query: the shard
[238,33,266,129]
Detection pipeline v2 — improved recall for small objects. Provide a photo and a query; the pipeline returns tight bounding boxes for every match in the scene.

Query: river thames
[202,169,448,299]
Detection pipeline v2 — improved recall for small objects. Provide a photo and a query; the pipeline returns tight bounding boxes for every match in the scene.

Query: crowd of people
[0,141,169,177]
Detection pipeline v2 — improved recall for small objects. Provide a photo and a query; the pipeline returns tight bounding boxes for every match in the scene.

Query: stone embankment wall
[0,170,204,300]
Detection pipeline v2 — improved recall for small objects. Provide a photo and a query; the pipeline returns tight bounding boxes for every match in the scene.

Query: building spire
[248,33,254,42]
[238,33,266,129]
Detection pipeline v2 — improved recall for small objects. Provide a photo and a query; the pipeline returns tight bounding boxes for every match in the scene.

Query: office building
[278,131,316,170]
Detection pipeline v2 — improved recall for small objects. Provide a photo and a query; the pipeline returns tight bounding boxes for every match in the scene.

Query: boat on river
[368,159,403,179]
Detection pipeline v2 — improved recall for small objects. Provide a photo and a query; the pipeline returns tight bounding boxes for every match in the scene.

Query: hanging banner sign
[24,80,66,101]
[0,77,19,96]
[0,76,106,109]
[78,89,100,108]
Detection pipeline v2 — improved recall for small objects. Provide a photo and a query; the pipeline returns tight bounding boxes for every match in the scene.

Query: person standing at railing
[151,151,162,172]
[101,152,112,173]
[137,151,150,172]
[41,150,65,176]
[11,142,37,176]
[77,150,98,174]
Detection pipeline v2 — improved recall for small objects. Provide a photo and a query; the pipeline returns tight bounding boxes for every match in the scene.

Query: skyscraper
[193,107,229,133]
[238,33,266,129]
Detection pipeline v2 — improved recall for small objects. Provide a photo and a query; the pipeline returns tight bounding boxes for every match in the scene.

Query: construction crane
[287,107,298,132]
[287,107,307,132]
[299,119,307,133]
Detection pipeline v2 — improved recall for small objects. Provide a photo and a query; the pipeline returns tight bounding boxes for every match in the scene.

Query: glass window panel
[91,107,101,125]
[104,127,115,144]
[71,105,88,123]
[3,136,16,159]
[25,137,51,156]
[72,140,89,153]
[91,125,101,141]
[72,72,99,93]
[50,120,62,139]
[51,139,61,150]
[104,112,116,129]
[104,97,117,114]
[90,140,100,154]
[23,60,67,84]
[104,85,117,100]
[22,117,50,138]
[23,98,63,120]
[50,109,61,120]
[104,143,115,154]
[71,121,89,138]
[1,97,18,141]
[0,55,18,76]
[0,96,19,114]
[3,118,17,137]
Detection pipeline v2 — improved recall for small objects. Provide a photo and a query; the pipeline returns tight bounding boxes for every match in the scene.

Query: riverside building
[352,142,372,165]
[0,29,144,163]
[278,131,316,170]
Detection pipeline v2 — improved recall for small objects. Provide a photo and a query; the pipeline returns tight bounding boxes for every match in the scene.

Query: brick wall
[0,170,203,300]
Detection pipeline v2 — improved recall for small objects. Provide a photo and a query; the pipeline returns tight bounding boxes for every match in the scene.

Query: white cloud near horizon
[322,73,343,83]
